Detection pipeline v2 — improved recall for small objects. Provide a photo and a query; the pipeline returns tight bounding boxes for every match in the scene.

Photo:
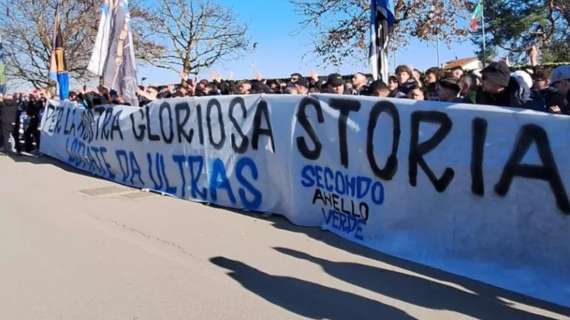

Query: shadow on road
[274,247,560,320]
[1,152,110,180]
[208,210,568,319]
[210,256,416,320]
[262,215,570,318]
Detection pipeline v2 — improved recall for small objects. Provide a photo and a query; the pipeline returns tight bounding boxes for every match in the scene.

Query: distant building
[443,57,483,71]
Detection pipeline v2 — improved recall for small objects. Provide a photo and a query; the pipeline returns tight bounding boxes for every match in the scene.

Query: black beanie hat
[326,73,345,87]
[482,62,511,87]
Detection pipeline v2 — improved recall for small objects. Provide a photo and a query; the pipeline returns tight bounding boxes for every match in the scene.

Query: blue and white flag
[369,0,395,82]
[90,0,138,106]
[0,36,6,95]
[88,0,113,76]
[48,17,59,85]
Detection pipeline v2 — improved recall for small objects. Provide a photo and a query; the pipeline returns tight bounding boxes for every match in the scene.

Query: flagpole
[436,31,440,67]
[99,0,119,87]
[481,0,486,67]
[100,0,115,87]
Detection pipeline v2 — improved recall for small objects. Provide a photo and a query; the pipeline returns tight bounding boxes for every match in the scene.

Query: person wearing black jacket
[476,62,523,108]
[0,94,18,154]
[15,94,43,153]
[547,65,570,114]
[350,73,369,95]
[323,73,345,95]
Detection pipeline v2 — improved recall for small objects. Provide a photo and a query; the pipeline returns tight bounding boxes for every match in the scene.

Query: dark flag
[369,0,395,82]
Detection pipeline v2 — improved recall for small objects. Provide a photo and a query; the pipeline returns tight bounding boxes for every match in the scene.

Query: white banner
[40,95,570,307]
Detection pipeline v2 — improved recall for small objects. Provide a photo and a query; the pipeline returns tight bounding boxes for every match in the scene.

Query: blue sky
[139,0,478,85]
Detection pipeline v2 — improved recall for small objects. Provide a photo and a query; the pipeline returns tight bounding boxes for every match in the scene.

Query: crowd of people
[1,61,569,155]
[108,62,569,114]
[0,91,46,154]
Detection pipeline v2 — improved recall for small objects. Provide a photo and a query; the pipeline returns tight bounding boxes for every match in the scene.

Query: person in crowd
[307,72,322,93]
[546,65,570,114]
[324,73,345,95]
[208,82,221,96]
[284,83,298,94]
[283,74,305,94]
[138,86,159,106]
[407,86,425,101]
[195,79,210,96]
[351,72,369,95]
[69,91,79,102]
[251,80,273,94]
[511,70,542,110]
[0,94,18,154]
[110,89,129,105]
[476,62,524,108]
[289,76,309,95]
[172,85,189,98]
[424,67,440,86]
[367,80,391,97]
[237,81,252,95]
[436,78,462,102]
[75,90,98,108]
[96,85,112,105]
[387,75,399,95]
[424,68,441,99]
[393,65,419,97]
[15,92,43,153]
[154,85,171,99]
[424,85,438,101]
[267,80,283,94]
[532,68,550,91]
[289,73,303,85]
[543,92,567,114]
[413,69,424,86]
[218,80,235,95]
[448,66,464,80]
[459,72,481,104]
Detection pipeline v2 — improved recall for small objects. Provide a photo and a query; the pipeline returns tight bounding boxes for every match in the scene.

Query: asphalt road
[0,154,568,320]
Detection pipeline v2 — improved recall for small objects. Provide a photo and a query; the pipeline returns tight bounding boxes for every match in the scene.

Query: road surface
[0,153,568,320]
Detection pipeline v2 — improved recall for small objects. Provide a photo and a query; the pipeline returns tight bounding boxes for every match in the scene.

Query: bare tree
[291,0,472,66]
[148,0,250,78]
[0,0,162,88]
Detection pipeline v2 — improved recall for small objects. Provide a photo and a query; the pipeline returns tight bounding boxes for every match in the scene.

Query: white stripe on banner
[40,94,570,307]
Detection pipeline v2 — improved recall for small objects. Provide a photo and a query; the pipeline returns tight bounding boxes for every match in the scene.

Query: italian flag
[470,1,483,31]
